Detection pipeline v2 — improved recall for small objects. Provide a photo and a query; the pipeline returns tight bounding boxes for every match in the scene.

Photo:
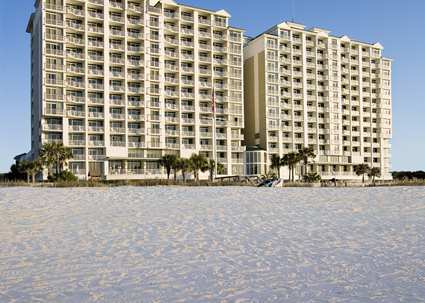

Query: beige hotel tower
[243,22,392,180]
[27,1,392,180]
[27,0,245,179]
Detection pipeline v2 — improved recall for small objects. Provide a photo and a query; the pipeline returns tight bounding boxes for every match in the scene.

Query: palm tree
[40,143,58,178]
[217,162,225,175]
[368,167,381,186]
[27,159,43,184]
[207,159,216,181]
[270,154,281,178]
[57,145,73,174]
[354,164,370,184]
[189,153,208,182]
[158,154,179,180]
[20,160,32,183]
[171,156,181,181]
[177,158,191,182]
[39,143,73,178]
[281,154,290,181]
[284,152,301,182]
[298,147,316,179]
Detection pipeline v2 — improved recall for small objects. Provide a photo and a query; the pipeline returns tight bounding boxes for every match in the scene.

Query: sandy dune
[0,186,424,302]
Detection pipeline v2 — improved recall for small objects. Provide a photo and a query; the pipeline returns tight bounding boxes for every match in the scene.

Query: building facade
[27,0,245,180]
[244,22,392,180]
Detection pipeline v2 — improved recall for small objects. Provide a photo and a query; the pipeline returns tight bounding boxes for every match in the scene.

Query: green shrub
[51,170,78,182]
[303,172,321,183]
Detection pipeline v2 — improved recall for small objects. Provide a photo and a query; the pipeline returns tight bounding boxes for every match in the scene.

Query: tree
[207,159,216,181]
[170,156,181,181]
[270,154,281,178]
[177,158,191,182]
[354,164,370,184]
[303,172,321,183]
[22,159,43,184]
[206,159,224,181]
[57,145,73,174]
[281,154,290,181]
[158,154,179,180]
[298,147,316,178]
[40,143,73,177]
[217,162,225,175]
[368,167,381,186]
[189,153,208,182]
[283,152,301,182]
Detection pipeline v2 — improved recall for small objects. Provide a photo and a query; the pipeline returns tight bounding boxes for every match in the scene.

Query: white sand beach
[0,186,424,302]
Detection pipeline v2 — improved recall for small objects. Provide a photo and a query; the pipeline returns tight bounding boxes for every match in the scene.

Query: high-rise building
[243,22,392,180]
[27,0,245,180]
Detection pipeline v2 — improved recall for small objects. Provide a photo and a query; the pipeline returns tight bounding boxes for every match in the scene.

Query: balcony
[128,3,143,12]
[69,140,85,146]
[199,18,210,25]
[88,11,103,19]
[66,36,84,45]
[43,123,63,131]
[88,126,104,132]
[182,118,195,124]
[181,41,194,48]
[88,26,104,33]
[110,1,124,9]
[66,51,84,60]
[110,29,124,37]
[46,33,63,41]
[89,68,104,76]
[110,113,125,120]
[128,86,144,93]
[128,128,144,134]
[200,144,212,150]
[181,92,194,98]
[109,15,124,23]
[128,45,143,52]
[128,31,143,39]
[165,90,178,97]
[200,132,212,138]
[67,22,84,31]
[128,142,144,148]
[67,80,84,88]
[89,140,105,146]
[182,131,195,137]
[88,54,104,61]
[45,4,64,11]
[110,127,125,133]
[88,83,104,90]
[68,125,86,132]
[128,100,143,107]
[165,116,178,123]
[67,110,85,117]
[181,105,194,111]
[66,7,84,17]
[88,96,103,104]
[128,60,143,67]
[213,46,227,53]
[181,53,194,61]
[128,73,143,80]
[88,111,104,118]
[110,85,124,92]
[182,15,194,22]
[128,114,144,121]
[199,68,211,75]
[110,98,124,106]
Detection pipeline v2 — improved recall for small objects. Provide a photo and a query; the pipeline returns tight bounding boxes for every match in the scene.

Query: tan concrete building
[27,0,245,179]
[244,22,392,180]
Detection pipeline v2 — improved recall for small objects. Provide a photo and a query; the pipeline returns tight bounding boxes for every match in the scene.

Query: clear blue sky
[0,0,424,172]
